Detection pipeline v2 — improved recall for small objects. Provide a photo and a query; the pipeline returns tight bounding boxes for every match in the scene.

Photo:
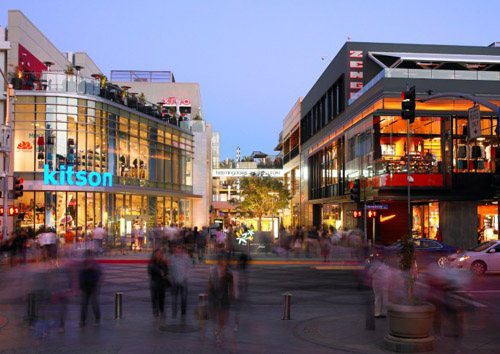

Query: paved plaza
[0,251,499,353]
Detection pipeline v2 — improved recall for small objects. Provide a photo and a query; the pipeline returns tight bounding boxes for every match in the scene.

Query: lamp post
[0,67,14,240]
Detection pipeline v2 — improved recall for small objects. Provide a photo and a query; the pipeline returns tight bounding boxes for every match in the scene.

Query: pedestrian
[92,223,106,255]
[320,233,331,262]
[195,227,208,263]
[369,253,391,318]
[79,250,102,327]
[207,257,234,344]
[170,245,192,318]
[148,249,170,321]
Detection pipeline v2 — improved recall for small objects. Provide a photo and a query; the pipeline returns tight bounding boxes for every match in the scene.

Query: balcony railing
[10,71,188,128]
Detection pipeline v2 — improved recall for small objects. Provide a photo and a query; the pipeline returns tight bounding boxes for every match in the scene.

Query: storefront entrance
[412,202,440,239]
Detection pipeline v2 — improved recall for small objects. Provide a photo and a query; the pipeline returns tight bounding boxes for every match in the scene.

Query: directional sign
[468,105,481,139]
[366,204,389,210]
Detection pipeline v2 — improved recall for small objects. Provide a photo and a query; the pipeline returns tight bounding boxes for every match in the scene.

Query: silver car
[447,241,500,275]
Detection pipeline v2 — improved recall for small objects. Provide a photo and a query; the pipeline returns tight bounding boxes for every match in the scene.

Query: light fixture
[477,137,485,141]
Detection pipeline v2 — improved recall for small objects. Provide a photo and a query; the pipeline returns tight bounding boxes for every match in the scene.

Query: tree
[236,177,289,231]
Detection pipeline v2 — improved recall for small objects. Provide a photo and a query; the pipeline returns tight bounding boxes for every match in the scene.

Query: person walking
[369,254,391,318]
[195,226,207,263]
[148,249,170,320]
[79,250,102,327]
[92,224,106,255]
[170,245,192,318]
[207,257,234,344]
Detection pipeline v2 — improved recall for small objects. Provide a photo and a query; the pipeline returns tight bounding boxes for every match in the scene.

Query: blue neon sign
[43,165,112,187]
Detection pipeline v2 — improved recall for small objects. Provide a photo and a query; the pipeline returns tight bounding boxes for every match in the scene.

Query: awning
[368,51,500,68]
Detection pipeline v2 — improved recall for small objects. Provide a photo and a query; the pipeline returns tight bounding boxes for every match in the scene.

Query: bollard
[197,293,208,320]
[282,292,291,320]
[27,292,36,323]
[115,292,123,319]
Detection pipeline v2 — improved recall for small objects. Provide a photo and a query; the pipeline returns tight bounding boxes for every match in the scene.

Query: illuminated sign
[348,50,364,99]
[213,169,284,178]
[367,210,377,218]
[162,96,191,107]
[380,214,396,222]
[235,228,255,245]
[43,165,112,187]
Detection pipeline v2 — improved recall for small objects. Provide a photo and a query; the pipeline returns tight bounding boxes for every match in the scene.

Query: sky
[2,0,500,160]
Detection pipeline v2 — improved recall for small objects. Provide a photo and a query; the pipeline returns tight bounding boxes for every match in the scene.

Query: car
[447,240,500,275]
[378,238,460,268]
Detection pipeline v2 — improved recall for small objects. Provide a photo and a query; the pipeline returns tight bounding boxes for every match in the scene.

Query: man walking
[170,245,192,318]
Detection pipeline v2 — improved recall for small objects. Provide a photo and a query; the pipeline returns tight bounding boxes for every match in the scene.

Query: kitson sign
[44,165,112,187]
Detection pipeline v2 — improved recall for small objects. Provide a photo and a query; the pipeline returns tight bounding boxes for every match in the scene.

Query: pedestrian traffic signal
[13,176,23,199]
[8,206,19,216]
[350,179,361,202]
[367,210,377,218]
[353,210,363,218]
[401,86,416,123]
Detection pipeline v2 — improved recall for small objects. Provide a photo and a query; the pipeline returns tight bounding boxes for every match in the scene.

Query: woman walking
[148,249,170,321]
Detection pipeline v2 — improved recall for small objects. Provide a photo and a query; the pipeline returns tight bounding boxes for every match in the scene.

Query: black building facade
[300,41,500,249]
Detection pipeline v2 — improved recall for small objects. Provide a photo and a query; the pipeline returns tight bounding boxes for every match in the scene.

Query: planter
[387,302,435,339]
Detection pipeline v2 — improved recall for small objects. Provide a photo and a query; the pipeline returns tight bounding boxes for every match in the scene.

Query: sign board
[0,125,12,152]
[468,105,481,139]
[366,204,389,210]
[213,169,284,178]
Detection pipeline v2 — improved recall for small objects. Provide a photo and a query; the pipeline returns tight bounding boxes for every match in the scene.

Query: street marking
[450,294,487,308]
[311,265,365,270]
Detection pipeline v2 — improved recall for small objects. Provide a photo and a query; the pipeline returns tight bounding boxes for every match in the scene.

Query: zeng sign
[44,165,112,187]
[348,50,364,99]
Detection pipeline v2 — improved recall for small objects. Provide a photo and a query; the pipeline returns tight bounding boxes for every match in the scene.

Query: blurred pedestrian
[320,233,331,262]
[92,223,105,255]
[207,257,234,344]
[369,254,391,318]
[170,245,192,318]
[79,250,102,327]
[233,252,250,331]
[148,249,170,320]
[196,226,207,263]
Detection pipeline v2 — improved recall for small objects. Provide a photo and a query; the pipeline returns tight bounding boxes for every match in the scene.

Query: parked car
[378,238,460,268]
[447,240,500,275]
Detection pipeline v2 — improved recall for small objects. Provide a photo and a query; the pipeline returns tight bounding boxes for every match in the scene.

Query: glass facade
[13,94,195,243]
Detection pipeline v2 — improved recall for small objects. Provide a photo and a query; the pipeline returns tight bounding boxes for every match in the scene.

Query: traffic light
[8,206,19,216]
[13,176,23,199]
[353,210,363,218]
[367,210,377,218]
[401,86,416,123]
[350,179,361,202]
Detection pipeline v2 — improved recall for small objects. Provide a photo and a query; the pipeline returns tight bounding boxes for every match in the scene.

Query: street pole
[406,118,411,240]
[0,68,12,241]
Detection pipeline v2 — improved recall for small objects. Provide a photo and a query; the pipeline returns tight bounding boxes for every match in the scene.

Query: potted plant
[384,239,435,352]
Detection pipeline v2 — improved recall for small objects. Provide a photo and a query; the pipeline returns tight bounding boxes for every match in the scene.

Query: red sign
[17,141,33,152]
[162,97,191,107]
[348,50,364,99]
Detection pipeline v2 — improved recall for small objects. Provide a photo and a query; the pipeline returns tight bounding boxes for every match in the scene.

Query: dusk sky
[2,0,499,160]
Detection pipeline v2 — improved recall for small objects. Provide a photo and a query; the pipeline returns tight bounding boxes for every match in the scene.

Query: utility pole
[0,67,14,240]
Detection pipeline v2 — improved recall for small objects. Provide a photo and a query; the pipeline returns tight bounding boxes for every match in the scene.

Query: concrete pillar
[440,201,477,250]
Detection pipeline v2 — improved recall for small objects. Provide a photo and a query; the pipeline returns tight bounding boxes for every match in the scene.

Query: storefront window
[322,203,342,230]
[453,116,496,173]
[375,116,442,176]
[412,202,439,239]
[478,203,498,241]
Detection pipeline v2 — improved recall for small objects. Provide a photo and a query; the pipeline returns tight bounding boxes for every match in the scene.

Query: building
[300,41,500,249]
[110,70,212,228]
[4,10,199,243]
[275,98,301,228]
